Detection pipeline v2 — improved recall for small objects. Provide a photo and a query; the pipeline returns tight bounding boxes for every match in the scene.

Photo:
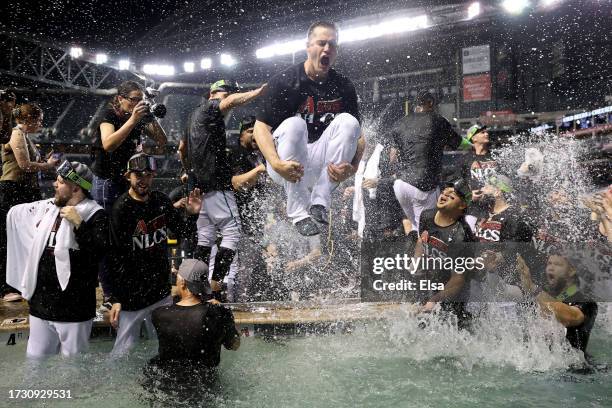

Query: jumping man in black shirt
[105,153,202,356]
[254,21,365,236]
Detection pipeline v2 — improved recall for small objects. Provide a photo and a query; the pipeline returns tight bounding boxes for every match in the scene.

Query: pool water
[1,304,612,408]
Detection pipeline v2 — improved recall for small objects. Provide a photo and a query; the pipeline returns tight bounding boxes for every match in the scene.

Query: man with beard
[104,153,202,355]
[413,178,478,327]
[389,91,466,233]
[518,253,598,355]
[254,21,364,236]
[6,161,107,357]
[461,124,498,219]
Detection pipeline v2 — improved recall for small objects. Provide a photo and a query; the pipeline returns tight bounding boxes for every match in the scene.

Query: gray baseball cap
[178,259,212,297]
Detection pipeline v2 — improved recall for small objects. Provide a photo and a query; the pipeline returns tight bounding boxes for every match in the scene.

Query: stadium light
[255,14,429,59]
[118,59,130,70]
[95,53,108,64]
[256,39,304,59]
[200,58,212,70]
[70,47,83,58]
[142,64,175,76]
[220,53,236,67]
[183,61,195,73]
[340,15,428,43]
[468,2,481,19]
[503,0,529,14]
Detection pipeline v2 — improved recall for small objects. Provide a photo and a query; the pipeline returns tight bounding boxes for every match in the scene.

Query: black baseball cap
[239,115,256,134]
[444,178,472,205]
[415,90,437,106]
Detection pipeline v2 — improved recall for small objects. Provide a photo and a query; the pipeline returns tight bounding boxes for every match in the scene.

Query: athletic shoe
[2,292,22,302]
[295,217,320,236]
[309,204,329,225]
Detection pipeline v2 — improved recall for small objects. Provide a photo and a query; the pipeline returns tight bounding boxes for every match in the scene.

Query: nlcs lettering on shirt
[131,215,168,250]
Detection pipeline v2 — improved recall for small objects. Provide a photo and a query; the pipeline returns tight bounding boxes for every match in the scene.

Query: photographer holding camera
[90,80,167,212]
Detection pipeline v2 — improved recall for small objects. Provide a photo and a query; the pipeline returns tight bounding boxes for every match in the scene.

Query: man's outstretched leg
[309,113,361,224]
[266,116,319,236]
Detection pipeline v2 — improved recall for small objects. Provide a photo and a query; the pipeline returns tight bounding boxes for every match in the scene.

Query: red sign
[463,74,491,102]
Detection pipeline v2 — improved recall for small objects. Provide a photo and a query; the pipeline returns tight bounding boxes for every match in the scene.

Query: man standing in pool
[518,253,597,355]
[104,153,202,355]
[254,21,365,237]
[6,161,107,358]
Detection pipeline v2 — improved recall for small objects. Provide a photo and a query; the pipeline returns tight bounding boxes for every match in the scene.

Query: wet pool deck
[1,288,407,339]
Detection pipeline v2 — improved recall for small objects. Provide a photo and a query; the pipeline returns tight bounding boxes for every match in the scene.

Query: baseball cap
[465,123,487,142]
[178,259,212,297]
[126,153,157,173]
[210,79,239,94]
[415,90,437,107]
[57,160,93,192]
[239,115,256,134]
[445,178,472,205]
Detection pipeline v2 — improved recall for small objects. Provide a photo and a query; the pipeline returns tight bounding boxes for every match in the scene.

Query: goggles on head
[127,154,157,173]
[57,161,92,191]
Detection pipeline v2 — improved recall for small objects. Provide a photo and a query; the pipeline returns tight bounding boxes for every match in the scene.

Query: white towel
[352,144,384,238]
[6,198,102,300]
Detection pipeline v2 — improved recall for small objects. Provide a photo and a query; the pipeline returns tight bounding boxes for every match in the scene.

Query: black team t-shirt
[256,62,360,144]
[186,99,233,192]
[387,112,462,192]
[29,210,108,322]
[475,206,533,245]
[109,191,192,311]
[545,285,597,353]
[151,303,239,367]
[475,206,537,285]
[229,144,267,236]
[461,150,498,192]
[91,106,143,180]
[418,209,477,302]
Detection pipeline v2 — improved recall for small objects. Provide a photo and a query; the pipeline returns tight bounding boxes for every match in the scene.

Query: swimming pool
[1,304,611,408]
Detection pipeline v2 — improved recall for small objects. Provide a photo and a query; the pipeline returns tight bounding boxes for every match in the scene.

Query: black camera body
[142,87,167,123]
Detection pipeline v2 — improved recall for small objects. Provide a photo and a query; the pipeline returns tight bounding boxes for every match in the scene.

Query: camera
[142,87,167,123]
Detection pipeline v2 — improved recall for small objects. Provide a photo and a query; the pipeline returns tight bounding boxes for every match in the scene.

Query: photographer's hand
[129,101,148,124]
